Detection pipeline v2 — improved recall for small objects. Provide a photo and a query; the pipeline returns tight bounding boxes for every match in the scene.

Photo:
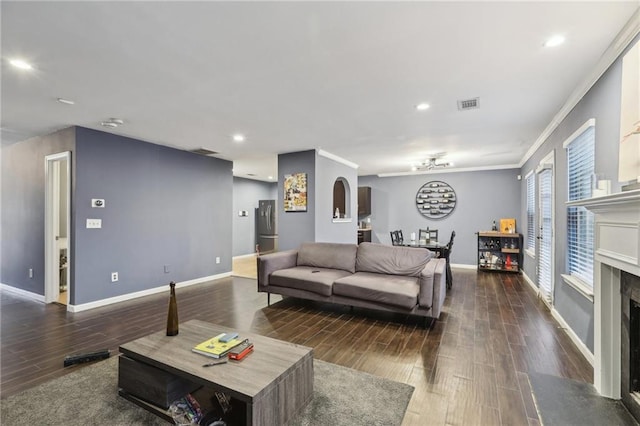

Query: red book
[229,342,254,360]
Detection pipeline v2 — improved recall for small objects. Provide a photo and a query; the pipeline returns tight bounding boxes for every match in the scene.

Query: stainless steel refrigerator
[256,200,277,254]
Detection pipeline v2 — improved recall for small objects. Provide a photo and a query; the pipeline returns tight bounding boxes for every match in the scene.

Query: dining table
[399,241,448,258]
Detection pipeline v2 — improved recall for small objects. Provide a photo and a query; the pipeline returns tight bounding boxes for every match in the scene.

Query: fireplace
[622,271,640,420]
[570,189,640,422]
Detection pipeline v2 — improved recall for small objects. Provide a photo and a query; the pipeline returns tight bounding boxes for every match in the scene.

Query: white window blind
[565,122,595,287]
[526,173,535,251]
[539,168,553,303]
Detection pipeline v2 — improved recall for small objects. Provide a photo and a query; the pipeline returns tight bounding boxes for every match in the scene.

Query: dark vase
[166,281,179,336]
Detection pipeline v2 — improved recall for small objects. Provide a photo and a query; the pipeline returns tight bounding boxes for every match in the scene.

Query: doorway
[45,152,71,306]
[536,151,555,306]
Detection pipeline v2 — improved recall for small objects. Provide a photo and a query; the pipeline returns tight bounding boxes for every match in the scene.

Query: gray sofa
[257,241,447,324]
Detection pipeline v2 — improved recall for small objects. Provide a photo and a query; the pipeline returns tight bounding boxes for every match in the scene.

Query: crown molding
[519,7,640,168]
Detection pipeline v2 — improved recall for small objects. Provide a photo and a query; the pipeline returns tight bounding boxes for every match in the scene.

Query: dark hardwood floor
[1,269,592,425]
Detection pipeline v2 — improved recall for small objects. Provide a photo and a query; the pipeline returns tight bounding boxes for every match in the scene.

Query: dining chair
[419,228,438,243]
[397,230,404,244]
[390,231,399,246]
[444,230,456,289]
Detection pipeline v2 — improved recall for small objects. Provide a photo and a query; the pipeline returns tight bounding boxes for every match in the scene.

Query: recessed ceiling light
[268,176,273,180]
[411,166,417,172]
[232,134,245,143]
[416,103,430,111]
[544,35,565,47]
[57,98,75,105]
[9,59,33,70]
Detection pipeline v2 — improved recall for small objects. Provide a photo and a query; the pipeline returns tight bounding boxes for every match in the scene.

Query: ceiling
[2,2,639,181]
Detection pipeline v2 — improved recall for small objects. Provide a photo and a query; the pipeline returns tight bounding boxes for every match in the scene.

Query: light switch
[86,218,102,228]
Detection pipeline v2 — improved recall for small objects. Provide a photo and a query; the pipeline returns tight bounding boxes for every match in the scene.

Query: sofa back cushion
[297,242,358,273]
[356,242,433,277]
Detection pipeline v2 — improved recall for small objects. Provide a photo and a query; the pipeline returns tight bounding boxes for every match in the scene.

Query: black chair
[444,231,456,289]
[419,228,438,243]
[390,231,399,245]
[390,230,404,246]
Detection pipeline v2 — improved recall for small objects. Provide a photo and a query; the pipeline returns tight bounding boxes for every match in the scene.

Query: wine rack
[415,181,457,219]
[477,231,522,273]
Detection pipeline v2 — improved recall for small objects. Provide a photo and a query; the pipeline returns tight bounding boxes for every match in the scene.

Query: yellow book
[192,333,244,359]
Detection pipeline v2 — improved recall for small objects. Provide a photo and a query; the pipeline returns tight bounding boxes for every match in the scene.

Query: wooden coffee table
[118,319,314,425]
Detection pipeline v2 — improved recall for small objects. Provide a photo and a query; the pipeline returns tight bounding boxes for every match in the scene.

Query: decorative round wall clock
[415,181,457,219]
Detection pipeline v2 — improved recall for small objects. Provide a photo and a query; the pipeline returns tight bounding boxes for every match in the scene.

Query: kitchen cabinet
[358,187,371,216]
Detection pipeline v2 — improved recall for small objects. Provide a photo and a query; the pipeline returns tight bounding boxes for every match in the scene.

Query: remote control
[219,332,238,343]
[63,349,110,367]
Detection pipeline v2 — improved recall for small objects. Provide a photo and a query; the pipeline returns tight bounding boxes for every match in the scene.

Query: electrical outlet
[215,257,221,264]
[86,218,102,229]
[164,265,170,273]
[29,268,33,278]
[111,272,118,282]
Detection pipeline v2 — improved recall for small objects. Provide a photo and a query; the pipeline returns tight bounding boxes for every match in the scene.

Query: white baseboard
[67,272,232,313]
[521,272,594,366]
[233,253,258,260]
[522,271,540,296]
[451,263,477,270]
[0,283,46,303]
[550,307,595,366]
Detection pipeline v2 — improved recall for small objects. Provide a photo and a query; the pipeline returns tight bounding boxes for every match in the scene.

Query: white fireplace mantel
[568,189,640,399]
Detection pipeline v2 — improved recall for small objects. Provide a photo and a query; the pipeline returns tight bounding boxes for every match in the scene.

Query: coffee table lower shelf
[119,385,249,425]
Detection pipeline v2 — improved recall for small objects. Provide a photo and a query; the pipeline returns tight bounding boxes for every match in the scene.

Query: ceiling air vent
[189,148,219,156]
[457,97,480,111]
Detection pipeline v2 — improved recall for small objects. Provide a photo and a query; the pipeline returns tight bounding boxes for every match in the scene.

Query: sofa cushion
[270,266,351,296]
[356,242,433,277]
[297,242,358,273]
[333,272,419,309]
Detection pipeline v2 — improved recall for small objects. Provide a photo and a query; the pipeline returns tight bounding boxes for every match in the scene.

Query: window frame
[562,119,596,298]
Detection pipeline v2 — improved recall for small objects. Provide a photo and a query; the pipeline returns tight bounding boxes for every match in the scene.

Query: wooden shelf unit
[477,231,522,273]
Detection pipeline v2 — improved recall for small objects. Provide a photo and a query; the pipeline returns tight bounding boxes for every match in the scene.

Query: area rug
[529,372,638,426]
[1,356,413,426]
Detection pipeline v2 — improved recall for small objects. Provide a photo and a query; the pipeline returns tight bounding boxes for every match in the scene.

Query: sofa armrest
[418,258,447,318]
[257,250,298,289]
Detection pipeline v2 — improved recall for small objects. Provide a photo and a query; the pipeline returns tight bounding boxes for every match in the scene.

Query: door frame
[535,150,555,306]
[45,151,71,305]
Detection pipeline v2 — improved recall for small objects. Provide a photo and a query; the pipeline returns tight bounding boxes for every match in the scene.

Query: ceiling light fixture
[9,59,33,70]
[268,176,273,180]
[101,118,124,128]
[57,98,75,105]
[544,35,566,47]
[413,155,452,171]
[416,103,430,111]
[232,134,245,142]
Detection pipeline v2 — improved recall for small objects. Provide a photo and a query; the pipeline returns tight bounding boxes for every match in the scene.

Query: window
[526,172,535,253]
[564,119,595,289]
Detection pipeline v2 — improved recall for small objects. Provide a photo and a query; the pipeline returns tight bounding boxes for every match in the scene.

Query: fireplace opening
[631,299,640,395]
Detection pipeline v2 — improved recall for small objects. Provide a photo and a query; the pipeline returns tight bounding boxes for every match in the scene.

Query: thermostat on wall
[92,199,105,208]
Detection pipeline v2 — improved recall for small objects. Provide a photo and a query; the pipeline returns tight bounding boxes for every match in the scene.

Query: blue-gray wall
[72,127,233,305]
[360,168,521,266]
[1,127,76,294]
[1,125,234,306]
[232,177,277,257]
[315,154,358,244]
[277,150,316,251]
[519,34,640,353]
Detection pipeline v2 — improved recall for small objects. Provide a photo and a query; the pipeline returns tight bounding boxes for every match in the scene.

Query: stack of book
[192,333,253,359]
